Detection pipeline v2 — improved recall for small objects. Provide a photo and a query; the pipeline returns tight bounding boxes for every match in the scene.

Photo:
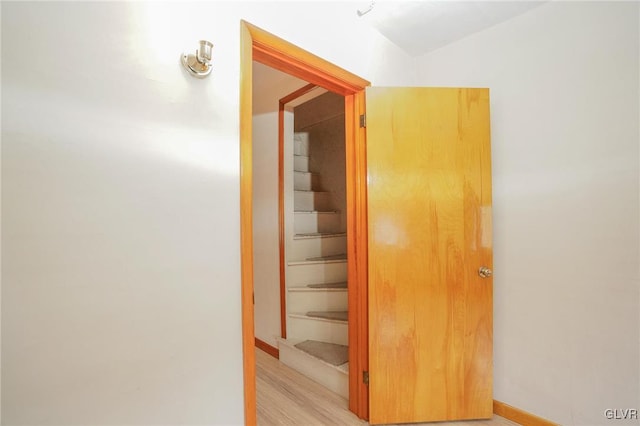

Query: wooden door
[366,87,493,424]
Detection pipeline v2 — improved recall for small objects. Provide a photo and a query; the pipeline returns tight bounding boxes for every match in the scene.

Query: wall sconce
[181,40,213,78]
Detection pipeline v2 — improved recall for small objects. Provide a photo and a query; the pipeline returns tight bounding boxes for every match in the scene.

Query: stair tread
[306,254,346,261]
[294,232,346,239]
[294,340,348,367]
[307,281,347,289]
[289,312,348,324]
[294,154,309,158]
[288,282,347,291]
[294,189,329,193]
[279,338,349,375]
[307,311,348,322]
[288,253,347,265]
[294,210,339,214]
[288,257,347,266]
[278,338,349,396]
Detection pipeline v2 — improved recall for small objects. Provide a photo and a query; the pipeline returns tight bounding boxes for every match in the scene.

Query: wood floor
[256,349,519,426]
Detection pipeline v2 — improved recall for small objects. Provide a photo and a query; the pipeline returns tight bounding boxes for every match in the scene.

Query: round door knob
[478,266,492,278]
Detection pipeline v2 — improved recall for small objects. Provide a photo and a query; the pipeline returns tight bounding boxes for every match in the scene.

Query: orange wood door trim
[493,400,559,426]
[240,20,370,424]
[279,83,318,339]
[346,90,369,417]
[247,22,368,96]
[280,83,317,105]
[239,21,257,426]
[255,338,280,359]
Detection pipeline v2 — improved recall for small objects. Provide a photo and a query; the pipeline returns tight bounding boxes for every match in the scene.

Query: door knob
[478,266,492,278]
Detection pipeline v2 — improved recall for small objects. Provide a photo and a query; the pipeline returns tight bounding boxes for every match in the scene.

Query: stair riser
[294,132,310,144]
[293,172,319,191]
[287,291,348,313]
[294,213,341,234]
[287,262,347,286]
[290,236,347,260]
[287,316,348,346]
[279,342,348,398]
[294,156,309,172]
[294,135,310,156]
[294,191,331,211]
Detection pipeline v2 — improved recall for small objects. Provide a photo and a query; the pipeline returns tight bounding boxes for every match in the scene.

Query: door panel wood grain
[366,87,493,424]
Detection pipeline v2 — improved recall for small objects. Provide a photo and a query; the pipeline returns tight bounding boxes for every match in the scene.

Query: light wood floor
[256,349,519,426]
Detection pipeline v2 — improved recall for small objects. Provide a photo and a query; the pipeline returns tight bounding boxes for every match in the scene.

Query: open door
[366,87,493,424]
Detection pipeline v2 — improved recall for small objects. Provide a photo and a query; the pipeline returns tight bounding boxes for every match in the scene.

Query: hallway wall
[415,2,639,424]
[1,2,417,424]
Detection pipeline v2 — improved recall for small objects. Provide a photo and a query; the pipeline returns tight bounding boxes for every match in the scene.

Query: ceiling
[253,2,546,89]
[362,1,546,56]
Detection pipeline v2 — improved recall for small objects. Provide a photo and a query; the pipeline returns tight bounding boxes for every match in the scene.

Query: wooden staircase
[279,132,349,398]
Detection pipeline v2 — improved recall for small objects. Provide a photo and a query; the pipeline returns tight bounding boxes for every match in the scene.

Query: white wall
[1,2,416,424]
[416,3,639,425]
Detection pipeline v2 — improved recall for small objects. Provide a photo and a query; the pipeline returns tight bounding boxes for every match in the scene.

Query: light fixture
[181,40,213,78]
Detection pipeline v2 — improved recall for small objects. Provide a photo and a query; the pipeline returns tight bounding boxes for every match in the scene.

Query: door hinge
[363,371,369,385]
[359,114,366,128]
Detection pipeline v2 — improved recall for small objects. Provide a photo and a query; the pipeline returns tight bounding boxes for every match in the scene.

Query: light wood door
[366,87,493,424]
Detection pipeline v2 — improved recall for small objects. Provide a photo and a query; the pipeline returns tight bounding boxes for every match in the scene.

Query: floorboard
[256,349,519,426]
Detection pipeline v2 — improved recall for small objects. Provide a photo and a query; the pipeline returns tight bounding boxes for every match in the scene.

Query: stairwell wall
[253,63,305,349]
[294,92,347,231]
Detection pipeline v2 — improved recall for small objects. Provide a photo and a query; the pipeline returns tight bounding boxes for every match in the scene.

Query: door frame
[239,21,371,424]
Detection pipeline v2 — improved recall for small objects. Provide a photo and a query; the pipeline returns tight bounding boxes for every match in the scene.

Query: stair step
[287,256,346,266]
[286,260,347,286]
[294,133,310,156]
[294,155,309,173]
[294,210,338,214]
[287,289,348,313]
[307,254,346,262]
[294,190,331,211]
[293,232,346,240]
[308,281,347,289]
[289,312,347,325]
[288,282,348,292]
[294,132,310,144]
[294,340,348,367]
[306,311,348,322]
[294,211,341,234]
[289,236,348,264]
[294,171,320,191]
[278,338,348,397]
[287,314,348,345]
[294,209,338,214]
[289,311,348,324]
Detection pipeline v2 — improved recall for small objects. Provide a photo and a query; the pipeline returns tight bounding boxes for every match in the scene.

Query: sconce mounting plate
[181,40,213,78]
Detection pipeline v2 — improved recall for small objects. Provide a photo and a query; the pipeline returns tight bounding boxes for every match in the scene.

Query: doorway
[240,20,371,425]
[241,21,494,426]
[253,62,351,394]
